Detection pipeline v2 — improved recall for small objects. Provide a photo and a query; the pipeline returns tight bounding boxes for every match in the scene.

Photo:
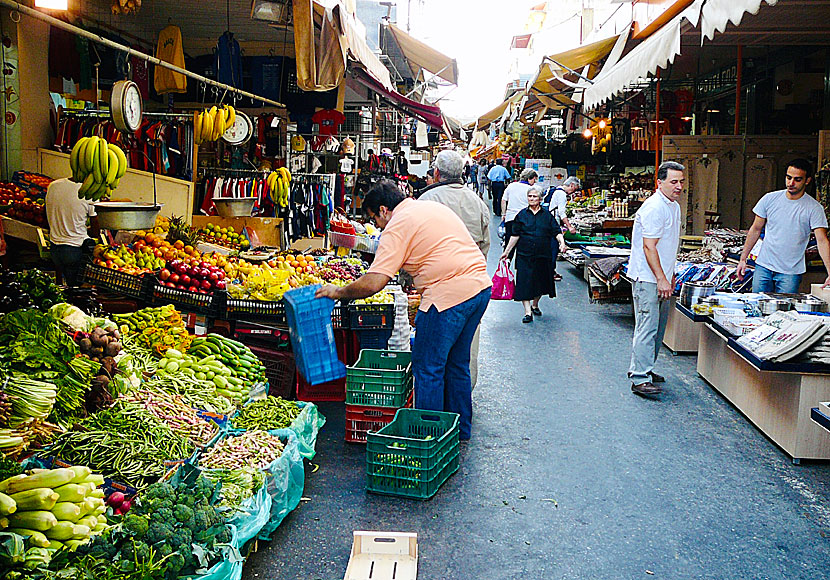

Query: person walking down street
[737,158,830,293]
[501,168,537,249]
[477,159,488,197]
[627,161,684,397]
[488,159,510,216]
[46,177,100,286]
[501,187,566,323]
[547,176,580,281]
[468,161,479,192]
[420,150,490,389]
[316,180,491,440]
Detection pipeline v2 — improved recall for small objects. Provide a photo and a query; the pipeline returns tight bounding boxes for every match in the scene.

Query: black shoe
[522,314,533,323]
[531,307,542,316]
[553,274,563,281]
[649,372,666,383]
[631,381,662,397]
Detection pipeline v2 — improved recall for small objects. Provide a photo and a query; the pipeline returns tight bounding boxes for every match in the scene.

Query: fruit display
[353,289,393,305]
[12,172,53,192]
[92,244,165,275]
[196,223,250,250]
[0,466,109,552]
[194,104,236,145]
[68,137,127,201]
[0,182,47,227]
[160,258,227,294]
[266,167,292,208]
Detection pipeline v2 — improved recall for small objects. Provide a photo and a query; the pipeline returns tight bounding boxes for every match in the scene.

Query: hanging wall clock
[222,111,253,146]
[111,80,143,133]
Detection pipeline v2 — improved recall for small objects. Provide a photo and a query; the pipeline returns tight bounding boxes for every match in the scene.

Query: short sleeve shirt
[626,191,681,283]
[368,199,491,312]
[45,178,96,247]
[503,182,531,222]
[753,190,829,275]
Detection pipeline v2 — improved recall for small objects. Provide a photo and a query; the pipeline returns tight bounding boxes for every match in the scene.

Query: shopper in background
[468,161,479,191]
[547,176,580,281]
[501,187,565,323]
[501,168,538,249]
[316,180,491,440]
[627,161,684,397]
[487,159,510,217]
[736,158,830,293]
[477,159,488,198]
[46,177,100,287]
[420,150,490,389]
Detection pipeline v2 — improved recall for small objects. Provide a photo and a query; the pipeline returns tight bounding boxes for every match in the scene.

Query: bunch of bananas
[266,167,292,208]
[69,136,128,201]
[194,104,236,145]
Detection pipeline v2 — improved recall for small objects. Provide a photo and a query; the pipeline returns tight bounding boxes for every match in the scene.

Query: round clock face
[123,84,142,131]
[222,111,252,145]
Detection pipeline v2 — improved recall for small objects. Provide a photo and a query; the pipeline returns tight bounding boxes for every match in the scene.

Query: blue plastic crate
[284,285,346,386]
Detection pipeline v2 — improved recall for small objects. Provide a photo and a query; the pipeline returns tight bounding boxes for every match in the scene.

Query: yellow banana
[98,139,109,181]
[69,137,84,175]
[224,105,235,133]
[105,149,119,185]
[108,143,128,179]
[279,166,292,183]
[78,172,95,199]
[201,111,213,143]
[214,108,226,141]
[84,136,98,176]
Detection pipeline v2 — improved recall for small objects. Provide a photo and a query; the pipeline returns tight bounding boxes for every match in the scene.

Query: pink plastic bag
[491,259,515,300]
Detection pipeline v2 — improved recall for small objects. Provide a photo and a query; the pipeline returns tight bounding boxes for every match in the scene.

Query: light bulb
[598,120,606,129]
[583,128,593,138]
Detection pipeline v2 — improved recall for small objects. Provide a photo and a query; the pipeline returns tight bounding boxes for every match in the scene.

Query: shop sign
[611,118,631,149]
[697,64,738,98]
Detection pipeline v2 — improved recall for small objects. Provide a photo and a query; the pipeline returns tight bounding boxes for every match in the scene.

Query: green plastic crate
[366,408,459,500]
[347,350,412,407]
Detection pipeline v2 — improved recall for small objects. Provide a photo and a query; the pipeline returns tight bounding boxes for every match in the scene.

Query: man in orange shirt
[316,180,491,439]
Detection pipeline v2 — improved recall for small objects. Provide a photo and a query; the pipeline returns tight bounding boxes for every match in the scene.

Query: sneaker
[631,381,662,397]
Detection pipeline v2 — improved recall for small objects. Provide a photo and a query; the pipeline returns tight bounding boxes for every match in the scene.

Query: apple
[181,274,191,286]
[217,271,226,281]
[198,289,208,294]
[214,280,226,290]
[188,285,199,293]
[208,272,219,283]
[174,263,188,275]
[165,281,177,288]
[201,279,212,291]
[159,269,171,281]
[169,273,180,284]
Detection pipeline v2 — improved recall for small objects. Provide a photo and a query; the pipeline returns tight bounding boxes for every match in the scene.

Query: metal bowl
[793,297,829,313]
[680,281,716,308]
[94,202,163,231]
[213,197,255,218]
[757,297,794,315]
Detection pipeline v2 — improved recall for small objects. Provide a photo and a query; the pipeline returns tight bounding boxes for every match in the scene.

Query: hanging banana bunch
[194,103,236,145]
[69,136,128,201]
[266,167,292,208]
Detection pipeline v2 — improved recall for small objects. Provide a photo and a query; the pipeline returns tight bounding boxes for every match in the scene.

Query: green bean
[232,396,301,431]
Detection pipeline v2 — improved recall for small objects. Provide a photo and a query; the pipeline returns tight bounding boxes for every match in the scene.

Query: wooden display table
[697,322,830,463]
[663,299,706,354]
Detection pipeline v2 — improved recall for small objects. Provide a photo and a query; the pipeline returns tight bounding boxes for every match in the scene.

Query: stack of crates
[345,350,413,443]
[366,408,460,500]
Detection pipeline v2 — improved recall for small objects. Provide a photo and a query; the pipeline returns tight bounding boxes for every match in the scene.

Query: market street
[244,219,830,579]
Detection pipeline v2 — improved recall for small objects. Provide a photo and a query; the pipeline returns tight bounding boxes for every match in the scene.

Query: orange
[173,240,184,250]
[184,245,194,254]
[276,256,285,262]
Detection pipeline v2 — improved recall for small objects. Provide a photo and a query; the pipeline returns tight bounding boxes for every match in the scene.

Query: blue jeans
[51,244,85,286]
[412,288,491,440]
[752,264,802,294]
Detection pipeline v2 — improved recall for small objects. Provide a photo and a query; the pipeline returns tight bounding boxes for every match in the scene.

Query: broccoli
[214,526,232,544]
[176,493,196,509]
[155,543,173,559]
[144,482,175,501]
[119,540,151,564]
[153,507,174,525]
[170,528,192,551]
[173,504,194,524]
[145,522,174,546]
[163,551,186,580]
[122,514,150,539]
[192,476,214,500]
[141,496,174,515]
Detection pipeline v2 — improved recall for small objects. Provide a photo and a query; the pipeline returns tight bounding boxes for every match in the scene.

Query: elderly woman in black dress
[500,186,566,323]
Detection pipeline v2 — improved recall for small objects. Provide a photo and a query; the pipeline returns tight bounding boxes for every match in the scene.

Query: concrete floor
[243,219,830,580]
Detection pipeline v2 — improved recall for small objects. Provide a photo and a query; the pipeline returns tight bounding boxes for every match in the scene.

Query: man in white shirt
[736,159,830,293]
[547,176,580,280]
[627,161,684,397]
[501,168,537,249]
[46,178,99,286]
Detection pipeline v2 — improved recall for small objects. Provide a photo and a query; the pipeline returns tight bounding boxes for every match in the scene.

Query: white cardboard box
[343,531,418,580]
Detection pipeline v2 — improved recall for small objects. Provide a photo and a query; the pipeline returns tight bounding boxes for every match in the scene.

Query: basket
[354,329,393,350]
[284,285,346,386]
[82,263,152,300]
[347,350,413,407]
[226,298,347,328]
[366,409,460,500]
[348,303,395,329]
[329,230,357,249]
[345,389,414,444]
[245,345,296,399]
[149,281,219,316]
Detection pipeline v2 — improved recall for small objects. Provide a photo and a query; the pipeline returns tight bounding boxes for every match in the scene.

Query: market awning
[581,0,702,109]
[700,0,778,42]
[352,69,444,129]
[386,23,458,85]
[474,92,524,130]
[293,0,393,92]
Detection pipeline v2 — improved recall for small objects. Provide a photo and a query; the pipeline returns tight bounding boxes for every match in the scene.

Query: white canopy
[700,0,779,41]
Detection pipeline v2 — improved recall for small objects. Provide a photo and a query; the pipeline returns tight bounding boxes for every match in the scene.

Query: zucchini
[8,488,58,511]
[166,348,183,359]
[0,474,27,493]
[7,510,58,531]
[0,491,16,515]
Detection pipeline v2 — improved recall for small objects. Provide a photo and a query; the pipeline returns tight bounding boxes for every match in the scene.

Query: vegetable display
[121,390,219,447]
[188,334,267,396]
[200,431,285,470]
[14,271,64,312]
[232,396,301,431]
[144,375,236,416]
[202,467,265,511]
[113,306,193,356]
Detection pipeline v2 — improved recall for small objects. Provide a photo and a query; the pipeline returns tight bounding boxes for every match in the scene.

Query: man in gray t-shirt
[737,159,830,293]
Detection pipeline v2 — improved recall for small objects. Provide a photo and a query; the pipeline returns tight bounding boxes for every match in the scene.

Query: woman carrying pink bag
[491,259,515,300]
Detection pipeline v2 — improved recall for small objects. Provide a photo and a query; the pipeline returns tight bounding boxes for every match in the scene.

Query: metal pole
[1,0,285,108]
[654,69,661,187]
[734,44,743,135]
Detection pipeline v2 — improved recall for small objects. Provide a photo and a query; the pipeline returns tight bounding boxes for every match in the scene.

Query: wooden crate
[343,531,417,580]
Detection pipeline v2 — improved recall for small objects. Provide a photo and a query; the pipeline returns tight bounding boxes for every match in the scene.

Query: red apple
[181,274,191,286]
[201,279,212,290]
[214,280,226,290]
[169,273,180,284]
[188,285,199,293]
[159,269,171,281]
[165,281,177,288]
[217,271,226,281]
[208,272,219,283]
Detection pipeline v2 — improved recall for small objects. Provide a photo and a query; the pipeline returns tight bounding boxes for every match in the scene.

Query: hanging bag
[491,259,515,300]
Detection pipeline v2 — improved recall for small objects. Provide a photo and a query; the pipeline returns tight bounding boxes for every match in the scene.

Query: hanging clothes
[154,25,187,94]
[215,32,242,88]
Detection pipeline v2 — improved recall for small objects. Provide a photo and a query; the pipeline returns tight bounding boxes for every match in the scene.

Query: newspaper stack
[737,311,828,362]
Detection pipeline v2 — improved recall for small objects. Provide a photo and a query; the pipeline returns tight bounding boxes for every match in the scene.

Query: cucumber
[165,361,179,373]
[206,371,215,380]
[166,348,183,359]
[195,372,207,381]
[213,375,228,389]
